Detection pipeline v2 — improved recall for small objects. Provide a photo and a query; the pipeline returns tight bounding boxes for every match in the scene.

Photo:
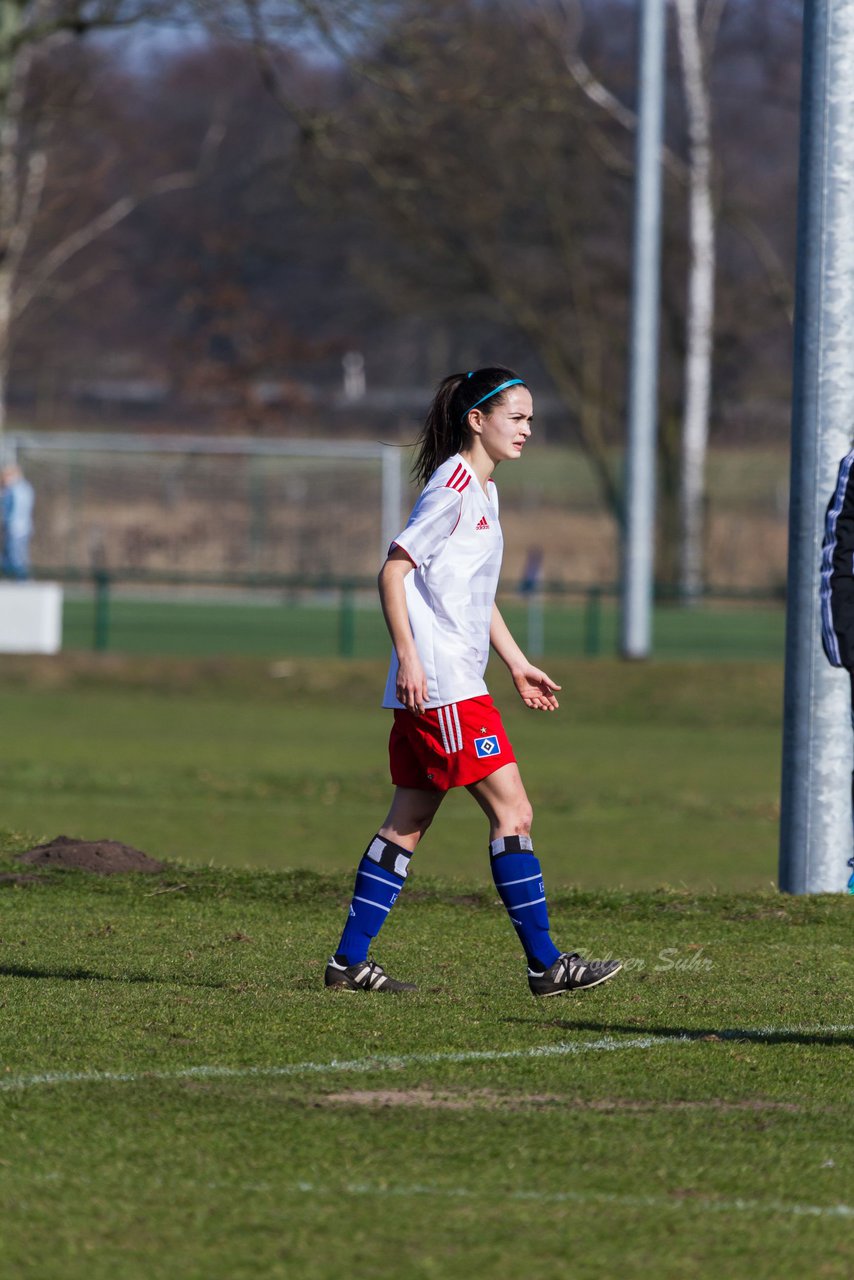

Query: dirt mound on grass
[16,835,165,875]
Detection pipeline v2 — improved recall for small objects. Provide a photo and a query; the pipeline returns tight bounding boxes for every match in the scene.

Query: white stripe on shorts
[438,705,462,755]
[451,703,463,752]
[437,706,451,754]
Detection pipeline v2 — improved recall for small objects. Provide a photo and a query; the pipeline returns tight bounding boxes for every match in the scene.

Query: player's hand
[512,665,561,711]
[396,654,429,714]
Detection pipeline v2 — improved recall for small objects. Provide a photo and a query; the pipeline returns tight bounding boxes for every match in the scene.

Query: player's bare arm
[378,547,429,713]
[489,603,560,711]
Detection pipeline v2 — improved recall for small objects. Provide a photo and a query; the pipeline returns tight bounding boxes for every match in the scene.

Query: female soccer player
[325,367,623,994]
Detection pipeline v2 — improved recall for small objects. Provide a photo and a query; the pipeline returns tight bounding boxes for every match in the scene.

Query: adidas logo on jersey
[476,516,490,531]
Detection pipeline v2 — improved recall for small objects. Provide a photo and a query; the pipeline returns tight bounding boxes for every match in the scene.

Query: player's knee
[410,807,437,840]
[488,793,532,838]
[516,801,533,836]
[380,803,437,847]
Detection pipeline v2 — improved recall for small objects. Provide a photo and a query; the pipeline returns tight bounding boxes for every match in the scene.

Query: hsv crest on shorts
[474,734,501,758]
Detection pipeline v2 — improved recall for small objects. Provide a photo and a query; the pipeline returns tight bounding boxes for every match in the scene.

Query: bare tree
[539,0,796,594]
[241,0,798,565]
[673,0,718,600]
[241,0,635,516]
[0,0,221,440]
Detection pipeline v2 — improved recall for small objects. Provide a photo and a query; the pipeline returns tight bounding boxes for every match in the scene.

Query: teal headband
[462,377,524,421]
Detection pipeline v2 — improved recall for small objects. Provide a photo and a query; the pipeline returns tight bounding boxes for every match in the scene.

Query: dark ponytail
[412,366,525,488]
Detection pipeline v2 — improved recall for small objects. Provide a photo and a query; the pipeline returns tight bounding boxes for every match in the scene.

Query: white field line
[0,1024,852,1095]
[282,1180,854,1221]
[0,1035,678,1093]
[20,1172,854,1222]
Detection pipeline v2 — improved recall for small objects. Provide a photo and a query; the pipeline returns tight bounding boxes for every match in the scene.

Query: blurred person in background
[819,446,854,893]
[1,463,35,580]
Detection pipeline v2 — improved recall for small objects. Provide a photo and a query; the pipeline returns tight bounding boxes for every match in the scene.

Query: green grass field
[1,654,851,1277]
[60,593,786,661]
[0,655,783,890]
[0,851,851,1280]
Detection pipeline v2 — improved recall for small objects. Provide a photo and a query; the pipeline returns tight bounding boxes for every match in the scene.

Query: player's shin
[489,835,560,971]
[334,834,413,965]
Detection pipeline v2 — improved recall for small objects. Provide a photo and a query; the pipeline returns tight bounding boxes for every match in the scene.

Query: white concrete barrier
[0,582,63,654]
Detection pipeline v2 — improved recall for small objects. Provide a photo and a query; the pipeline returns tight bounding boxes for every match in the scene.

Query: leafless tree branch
[12,108,227,322]
[700,0,729,57]
[537,0,790,325]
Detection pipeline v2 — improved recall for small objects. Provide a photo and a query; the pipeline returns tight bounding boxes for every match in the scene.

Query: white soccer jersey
[382,454,504,709]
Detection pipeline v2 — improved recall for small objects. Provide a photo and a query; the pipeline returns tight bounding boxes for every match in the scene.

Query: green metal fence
[44,568,787,662]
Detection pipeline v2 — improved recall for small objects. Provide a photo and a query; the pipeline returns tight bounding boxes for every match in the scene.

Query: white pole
[526,591,545,659]
[779,0,854,893]
[620,0,666,659]
[381,446,404,567]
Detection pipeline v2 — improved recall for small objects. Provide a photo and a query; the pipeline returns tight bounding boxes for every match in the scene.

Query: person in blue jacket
[1,463,35,580]
[819,447,854,892]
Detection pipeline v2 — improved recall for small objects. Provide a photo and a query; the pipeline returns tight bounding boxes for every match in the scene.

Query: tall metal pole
[381,445,404,565]
[620,0,666,659]
[779,0,854,893]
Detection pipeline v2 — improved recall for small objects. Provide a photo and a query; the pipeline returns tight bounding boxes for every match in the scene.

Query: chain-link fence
[9,433,791,593]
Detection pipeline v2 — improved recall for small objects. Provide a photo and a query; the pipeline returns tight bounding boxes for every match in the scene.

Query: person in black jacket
[819,447,854,892]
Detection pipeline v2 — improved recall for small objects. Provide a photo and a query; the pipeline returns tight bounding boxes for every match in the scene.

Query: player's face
[478,386,534,464]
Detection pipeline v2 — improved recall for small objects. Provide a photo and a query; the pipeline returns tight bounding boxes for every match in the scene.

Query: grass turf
[0,848,851,1280]
[60,594,786,661]
[0,655,784,890]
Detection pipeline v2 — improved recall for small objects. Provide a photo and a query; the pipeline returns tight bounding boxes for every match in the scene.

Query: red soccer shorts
[388,694,516,792]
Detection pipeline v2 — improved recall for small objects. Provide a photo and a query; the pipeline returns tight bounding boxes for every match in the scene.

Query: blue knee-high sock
[490,835,560,971]
[336,835,413,965]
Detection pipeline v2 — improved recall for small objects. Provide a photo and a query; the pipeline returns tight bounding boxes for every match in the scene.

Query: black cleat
[528,952,622,996]
[324,956,417,993]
